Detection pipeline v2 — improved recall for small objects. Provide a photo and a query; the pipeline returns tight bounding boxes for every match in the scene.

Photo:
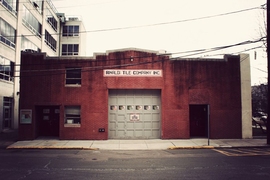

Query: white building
[0,0,86,132]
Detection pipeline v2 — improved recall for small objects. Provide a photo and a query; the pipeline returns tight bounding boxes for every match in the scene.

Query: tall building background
[0,0,86,132]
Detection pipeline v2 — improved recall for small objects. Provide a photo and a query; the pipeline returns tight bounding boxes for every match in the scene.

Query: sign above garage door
[104,69,162,77]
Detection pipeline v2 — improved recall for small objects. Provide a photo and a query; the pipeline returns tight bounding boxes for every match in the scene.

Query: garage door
[108,89,161,139]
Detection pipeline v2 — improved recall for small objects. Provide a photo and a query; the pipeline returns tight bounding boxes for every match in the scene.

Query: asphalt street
[0,148,270,180]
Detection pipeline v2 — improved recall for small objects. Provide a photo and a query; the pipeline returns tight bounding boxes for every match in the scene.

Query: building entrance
[189,104,209,137]
[36,106,60,137]
[108,89,161,139]
[3,97,12,129]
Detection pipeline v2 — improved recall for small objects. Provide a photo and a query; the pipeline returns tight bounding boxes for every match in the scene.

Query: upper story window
[46,9,58,31]
[30,0,43,14]
[22,5,42,38]
[63,25,79,36]
[45,30,57,52]
[0,56,14,82]
[62,44,79,56]
[21,36,41,53]
[0,0,17,15]
[66,67,81,85]
[0,18,16,48]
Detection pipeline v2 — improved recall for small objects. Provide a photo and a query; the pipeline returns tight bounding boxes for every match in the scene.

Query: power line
[14,37,265,76]
[1,3,265,38]
[201,45,264,58]
[85,5,265,33]
[170,37,265,59]
[12,37,265,69]
[16,57,166,78]
[252,67,267,73]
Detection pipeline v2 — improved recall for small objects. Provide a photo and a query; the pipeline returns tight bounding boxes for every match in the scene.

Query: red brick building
[19,49,252,140]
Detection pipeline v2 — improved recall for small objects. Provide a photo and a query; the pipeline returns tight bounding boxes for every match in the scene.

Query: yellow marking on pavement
[213,148,270,157]
[213,149,233,156]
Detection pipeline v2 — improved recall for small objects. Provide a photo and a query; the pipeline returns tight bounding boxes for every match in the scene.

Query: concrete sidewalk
[6,138,270,150]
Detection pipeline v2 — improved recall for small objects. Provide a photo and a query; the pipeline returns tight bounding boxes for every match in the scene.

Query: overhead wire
[11,36,265,69]
[1,2,266,38]
[252,67,267,73]
[1,1,267,79]
[200,46,264,58]
[14,36,265,77]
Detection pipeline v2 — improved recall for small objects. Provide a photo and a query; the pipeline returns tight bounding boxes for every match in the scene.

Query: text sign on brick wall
[103,69,162,77]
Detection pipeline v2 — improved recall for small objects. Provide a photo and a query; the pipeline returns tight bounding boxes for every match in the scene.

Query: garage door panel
[118,97,126,104]
[152,96,160,104]
[143,97,152,103]
[109,113,117,120]
[109,122,117,129]
[110,97,118,103]
[126,122,134,128]
[126,130,134,137]
[144,130,152,137]
[134,98,143,104]
[153,122,160,129]
[109,130,116,138]
[134,122,144,128]
[152,130,160,137]
[117,130,126,137]
[145,122,152,128]
[134,130,143,137]
[117,114,126,120]
[152,113,160,120]
[117,122,125,129]
[143,113,152,119]
[126,97,134,104]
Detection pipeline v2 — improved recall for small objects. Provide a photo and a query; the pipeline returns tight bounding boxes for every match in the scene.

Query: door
[189,104,208,137]
[108,89,161,139]
[3,107,11,129]
[37,106,60,137]
[3,97,12,129]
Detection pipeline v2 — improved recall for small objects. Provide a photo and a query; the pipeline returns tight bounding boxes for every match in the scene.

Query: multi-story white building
[0,0,86,132]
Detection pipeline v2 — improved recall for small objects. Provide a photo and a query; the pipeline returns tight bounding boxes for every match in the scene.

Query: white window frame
[64,106,81,127]
[65,67,81,86]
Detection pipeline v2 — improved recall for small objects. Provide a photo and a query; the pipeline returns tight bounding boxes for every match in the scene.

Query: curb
[168,146,215,150]
[6,146,99,150]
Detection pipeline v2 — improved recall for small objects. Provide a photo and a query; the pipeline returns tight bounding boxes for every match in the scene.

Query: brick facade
[19,49,245,140]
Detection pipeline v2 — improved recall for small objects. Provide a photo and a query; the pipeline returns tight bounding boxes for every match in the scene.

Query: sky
[52,0,267,85]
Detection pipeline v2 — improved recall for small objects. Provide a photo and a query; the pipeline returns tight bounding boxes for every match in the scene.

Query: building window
[65,106,81,124]
[63,25,79,36]
[46,9,58,31]
[30,0,43,14]
[66,68,81,85]
[21,36,41,53]
[62,44,79,56]
[1,0,17,15]
[22,5,42,38]
[0,18,16,48]
[0,56,14,82]
[45,30,57,52]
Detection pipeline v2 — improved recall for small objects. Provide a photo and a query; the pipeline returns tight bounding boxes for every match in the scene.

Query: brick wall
[19,50,242,140]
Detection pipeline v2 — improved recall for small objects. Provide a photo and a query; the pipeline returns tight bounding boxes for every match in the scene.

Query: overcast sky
[52,0,267,85]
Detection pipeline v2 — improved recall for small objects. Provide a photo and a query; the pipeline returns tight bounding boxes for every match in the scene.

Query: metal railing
[0,0,17,16]
[0,35,15,49]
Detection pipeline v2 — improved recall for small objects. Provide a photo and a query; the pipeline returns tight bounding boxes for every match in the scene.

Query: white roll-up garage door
[108,89,161,139]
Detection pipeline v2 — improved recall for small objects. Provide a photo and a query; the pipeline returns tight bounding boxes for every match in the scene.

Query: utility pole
[267,0,270,144]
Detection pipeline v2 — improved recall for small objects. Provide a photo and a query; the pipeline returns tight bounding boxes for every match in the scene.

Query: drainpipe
[267,0,270,144]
